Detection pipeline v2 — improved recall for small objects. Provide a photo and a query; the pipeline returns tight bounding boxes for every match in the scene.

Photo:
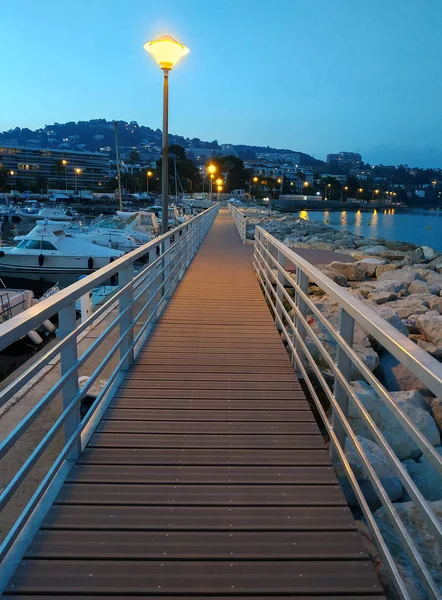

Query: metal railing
[231,207,442,600]
[0,203,219,590]
[229,202,246,243]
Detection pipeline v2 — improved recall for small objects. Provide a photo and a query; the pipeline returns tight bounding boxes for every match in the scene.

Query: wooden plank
[77,447,332,466]
[120,380,303,390]
[66,465,336,485]
[42,504,357,531]
[55,483,344,506]
[88,432,325,449]
[104,408,314,420]
[5,560,383,595]
[96,420,319,435]
[26,530,366,559]
[113,389,305,400]
[108,400,310,410]
[4,596,386,600]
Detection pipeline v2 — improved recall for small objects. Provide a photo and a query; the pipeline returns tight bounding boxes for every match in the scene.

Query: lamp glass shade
[207,164,216,174]
[144,35,189,70]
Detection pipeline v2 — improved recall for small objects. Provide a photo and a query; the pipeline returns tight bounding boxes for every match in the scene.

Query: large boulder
[374,500,442,600]
[329,261,368,281]
[340,436,403,509]
[387,297,431,319]
[373,305,410,336]
[431,398,442,431]
[421,245,439,262]
[375,264,398,278]
[415,313,442,346]
[408,280,441,295]
[378,269,418,285]
[402,446,442,501]
[356,258,386,277]
[348,380,440,459]
[377,351,432,398]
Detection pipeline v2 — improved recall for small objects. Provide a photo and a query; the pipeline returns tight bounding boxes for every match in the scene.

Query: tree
[128,150,141,165]
[0,167,9,191]
[52,159,64,187]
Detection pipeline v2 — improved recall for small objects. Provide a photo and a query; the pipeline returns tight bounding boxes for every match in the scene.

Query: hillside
[0,119,324,166]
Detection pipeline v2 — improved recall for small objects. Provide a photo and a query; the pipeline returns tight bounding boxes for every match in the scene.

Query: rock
[378,269,418,285]
[310,241,336,252]
[408,247,426,264]
[307,265,347,287]
[375,264,397,278]
[421,245,439,262]
[431,398,442,431]
[348,380,440,459]
[402,446,442,501]
[377,351,431,396]
[426,256,442,272]
[371,279,409,295]
[390,390,431,411]
[329,261,368,281]
[415,313,442,345]
[417,339,442,358]
[408,280,441,295]
[371,291,397,305]
[374,500,442,600]
[373,305,410,336]
[387,297,431,319]
[356,258,385,277]
[340,436,403,509]
[427,296,442,313]
[358,244,390,256]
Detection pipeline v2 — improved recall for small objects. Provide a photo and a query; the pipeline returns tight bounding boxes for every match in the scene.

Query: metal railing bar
[256,226,442,399]
[255,237,442,478]
[255,264,440,600]
[255,245,442,542]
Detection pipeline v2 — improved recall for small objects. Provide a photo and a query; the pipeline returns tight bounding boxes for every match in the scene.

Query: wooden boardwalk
[4,210,384,598]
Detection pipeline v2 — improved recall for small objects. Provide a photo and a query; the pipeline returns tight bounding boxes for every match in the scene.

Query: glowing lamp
[207,164,216,175]
[144,35,189,71]
[216,178,223,186]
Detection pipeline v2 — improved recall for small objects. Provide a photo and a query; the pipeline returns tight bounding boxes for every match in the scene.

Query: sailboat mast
[174,158,178,205]
[114,121,123,212]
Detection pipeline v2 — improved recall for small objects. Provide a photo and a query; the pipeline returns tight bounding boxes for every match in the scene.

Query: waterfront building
[0,146,110,190]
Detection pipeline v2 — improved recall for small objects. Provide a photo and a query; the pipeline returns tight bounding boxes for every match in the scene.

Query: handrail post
[294,268,309,373]
[58,302,80,460]
[330,307,355,464]
[162,236,171,300]
[242,214,246,244]
[118,262,134,370]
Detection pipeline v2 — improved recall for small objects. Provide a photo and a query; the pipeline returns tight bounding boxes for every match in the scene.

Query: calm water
[294,208,442,251]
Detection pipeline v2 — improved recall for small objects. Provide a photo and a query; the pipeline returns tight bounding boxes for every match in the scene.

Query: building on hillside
[255,152,300,164]
[326,152,362,169]
[320,174,348,184]
[0,146,110,190]
[244,161,314,185]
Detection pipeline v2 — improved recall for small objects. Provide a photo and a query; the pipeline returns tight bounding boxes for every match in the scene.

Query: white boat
[0,221,124,285]
[35,207,76,221]
[93,211,159,244]
[0,287,56,344]
[15,201,41,220]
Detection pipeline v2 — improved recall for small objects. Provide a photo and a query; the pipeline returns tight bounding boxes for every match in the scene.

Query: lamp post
[372,188,379,202]
[62,160,68,190]
[341,185,348,202]
[74,168,82,192]
[207,164,216,200]
[324,182,331,200]
[144,35,189,234]
[217,185,223,200]
[356,187,363,202]
[146,170,153,194]
[216,178,223,201]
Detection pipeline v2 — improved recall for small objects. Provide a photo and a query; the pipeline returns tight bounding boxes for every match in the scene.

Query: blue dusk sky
[1,0,442,167]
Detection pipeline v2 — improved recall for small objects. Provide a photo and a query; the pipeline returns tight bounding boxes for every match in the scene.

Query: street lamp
[217,184,223,200]
[356,187,363,201]
[372,188,379,202]
[62,160,68,190]
[341,185,348,202]
[146,170,153,194]
[207,164,216,199]
[324,182,331,200]
[144,35,189,233]
[74,168,82,192]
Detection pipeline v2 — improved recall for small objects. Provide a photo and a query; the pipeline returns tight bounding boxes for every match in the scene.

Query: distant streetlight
[356,187,363,201]
[372,188,379,201]
[217,184,223,200]
[62,159,68,190]
[74,168,82,192]
[341,185,348,202]
[144,35,189,233]
[146,170,153,194]
[324,182,331,200]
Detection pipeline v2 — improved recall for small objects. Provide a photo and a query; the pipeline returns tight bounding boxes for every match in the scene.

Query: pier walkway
[3,210,384,598]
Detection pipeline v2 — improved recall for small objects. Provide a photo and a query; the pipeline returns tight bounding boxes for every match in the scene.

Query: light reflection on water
[294,208,442,251]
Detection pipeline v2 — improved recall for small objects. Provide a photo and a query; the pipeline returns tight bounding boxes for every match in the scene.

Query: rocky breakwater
[242,205,442,598]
